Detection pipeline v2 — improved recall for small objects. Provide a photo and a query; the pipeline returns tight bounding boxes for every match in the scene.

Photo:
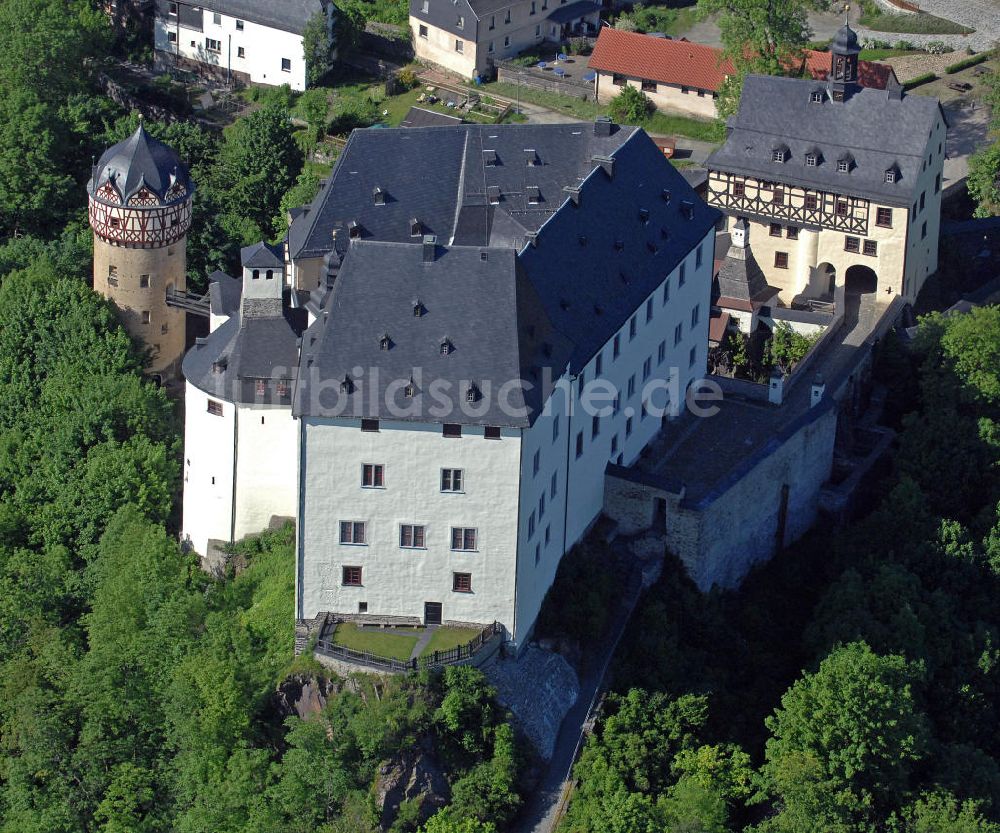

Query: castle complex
[88,22,946,656]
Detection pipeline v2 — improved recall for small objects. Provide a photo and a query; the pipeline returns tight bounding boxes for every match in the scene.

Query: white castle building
[172,120,719,650]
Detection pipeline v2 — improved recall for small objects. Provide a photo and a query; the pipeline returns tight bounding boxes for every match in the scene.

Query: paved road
[678,5,857,50]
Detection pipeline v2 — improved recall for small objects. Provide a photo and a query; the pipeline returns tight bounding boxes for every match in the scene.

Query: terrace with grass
[859,1,974,35]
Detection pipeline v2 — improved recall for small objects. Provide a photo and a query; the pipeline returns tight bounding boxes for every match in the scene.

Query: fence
[497,63,596,101]
[314,620,504,673]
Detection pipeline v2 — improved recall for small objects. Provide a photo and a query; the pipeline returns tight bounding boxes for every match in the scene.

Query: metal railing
[314,620,503,672]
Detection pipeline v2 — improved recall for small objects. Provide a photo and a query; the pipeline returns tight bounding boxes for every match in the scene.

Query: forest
[3,1,1000,832]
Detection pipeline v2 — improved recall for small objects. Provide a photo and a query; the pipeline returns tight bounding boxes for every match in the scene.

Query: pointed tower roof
[88,121,193,206]
[715,219,778,306]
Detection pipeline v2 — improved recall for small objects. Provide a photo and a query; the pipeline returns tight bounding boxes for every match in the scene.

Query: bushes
[945,52,992,74]
[608,84,652,125]
[904,71,938,89]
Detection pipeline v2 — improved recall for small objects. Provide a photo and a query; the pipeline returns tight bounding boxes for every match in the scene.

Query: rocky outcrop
[373,738,450,831]
[272,674,340,721]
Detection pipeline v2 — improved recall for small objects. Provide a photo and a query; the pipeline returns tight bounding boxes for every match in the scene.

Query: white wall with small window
[154,3,323,90]
[297,416,523,634]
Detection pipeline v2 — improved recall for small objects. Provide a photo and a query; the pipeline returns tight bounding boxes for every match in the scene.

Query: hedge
[903,72,937,89]
[944,52,992,74]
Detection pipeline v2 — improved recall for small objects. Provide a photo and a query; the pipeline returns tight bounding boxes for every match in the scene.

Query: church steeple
[829,17,861,101]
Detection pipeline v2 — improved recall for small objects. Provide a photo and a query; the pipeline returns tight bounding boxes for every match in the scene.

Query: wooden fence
[497,63,596,101]
[314,620,503,673]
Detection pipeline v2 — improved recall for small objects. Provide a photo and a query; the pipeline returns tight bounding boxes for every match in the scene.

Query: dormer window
[805,151,820,167]
[413,300,425,317]
[884,168,898,183]
[440,338,453,356]
[661,188,671,203]
[483,149,497,166]
[373,187,386,206]
[379,333,392,351]
[524,148,538,166]
[771,145,789,163]
[638,207,649,224]
[837,156,852,173]
[405,379,416,397]
[340,376,354,394]
[487,185,501,204]
[466,383,480,403]
[614,240,624,252]
[526,185,540,204]
[578,234,587,246]
[810,90,824,103]
[681,201,695,220]
[456,14,464,27]
[410,217,421,236]
[348,220,360,238]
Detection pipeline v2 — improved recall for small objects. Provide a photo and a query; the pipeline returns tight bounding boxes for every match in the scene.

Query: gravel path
[855,0,999,52]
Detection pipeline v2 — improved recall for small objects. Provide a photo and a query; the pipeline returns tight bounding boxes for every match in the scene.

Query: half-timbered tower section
[88,124,194,381]
[706,22,946,307]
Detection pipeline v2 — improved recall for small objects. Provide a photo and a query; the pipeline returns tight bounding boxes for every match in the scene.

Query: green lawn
[331,623,419,661]
[419,626,484,658]
[858,48,925,61]
[479,81,721,142]
[858,11,973,35]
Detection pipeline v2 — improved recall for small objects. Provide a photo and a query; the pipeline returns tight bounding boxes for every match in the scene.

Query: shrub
[396,67,418,88]
[614,14,639,31]
[903,71,937,89]
[925,40,951,55]
[944,52,991,73]
[893,39,915,50]
[608,84,652,125]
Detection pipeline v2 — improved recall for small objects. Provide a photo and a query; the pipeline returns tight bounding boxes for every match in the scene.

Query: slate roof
[587,28,894,93]
[89,124,193,206]
[287,122,642,260]
[241,240,285,269]
[715,238,776,305]
[545,0,600,23]
[184,289,308,405]
[207,270,242,318]
[294,242,573,426]
[706,74,945,205]
[193,0,328,34]
[400,106,465,128]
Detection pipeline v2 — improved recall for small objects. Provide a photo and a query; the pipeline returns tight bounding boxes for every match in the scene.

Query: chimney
[592,155,615,178]
[768,370,784,405]
[564,184,581,205]
[594,116,614,136]
[422,234,438,263]
[811,373,826,407]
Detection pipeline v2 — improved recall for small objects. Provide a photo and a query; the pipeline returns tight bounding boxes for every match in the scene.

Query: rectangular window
[443,423,462,438]
[641,79,656,93]
[457,14,464,27]
[550,472,558,499]
[920,191,925,212]
[774,251,789,269]
[921,221,927,240]
[237,46,245,58]
[361,418,379,432]
[836,200,849,217]
[484,426,501,439]
[691,304,700,327]
[646,298,654,322]
[488,40,494,52]
[281,58,291,72]
[674,323,682,346]
[212,12,221,24]
[489,14,494,28]
[339,521,366,545]
[662,278,670,305]
[591,414,600,438]
[455,39,464,53]
[453,572,472,592]
[629,315,637,340]
[545,525,550,545]
[844,236,860,253]
[679,262,686,286]
[595,351,603,377]
[235,19,244,29]
[205,37,221,52]
[139,273,150,288]
[441,468,464,492]
[168,1,177,14]
[362,463,384,488]
[612,73,626,87]
[400,524,426,548]
[504,35,510,47]
[538,493,545,519]
[696,245,703,269]
[611,434,618,455]
[419,23,428,37]
[642,357,652,381]
[575,431,583,458]
[451,528,477,551]
[863,239,878,257]
[141,310,150,324]
[786,226,799,240]
[733,181,745,197]
[658,340,666,364]
[627,375,636,397]
[689,346,697,367]
[552,417,559,443]
[533,449,541,475]
[528,511,535,538]
[876,207,892,227]
[342,566,363,586]
[935,173,941,194]
[207,399,223,416]
[613,334,621,359]
[167,30,177,42]
[772,188,784,206]
[255,379,266,396]
[805,194,818,210]
[625,416,633,437]
[769,223,782,237]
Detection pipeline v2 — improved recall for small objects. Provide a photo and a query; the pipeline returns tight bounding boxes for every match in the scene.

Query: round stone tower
[88,123,194,382]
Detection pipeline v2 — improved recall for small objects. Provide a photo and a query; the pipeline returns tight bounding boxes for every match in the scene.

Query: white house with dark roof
[153,0,335,90]
[288,120,719,648]
[706,22,946,307]
[409,0,600,79]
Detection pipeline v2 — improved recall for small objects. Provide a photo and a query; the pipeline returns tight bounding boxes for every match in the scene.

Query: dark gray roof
[715,245,774,303]
[287,122,641,260]
[409,0,478,36]
[89,124,193,206]
[706,74,944,206]
[183,296,308,404]
[400,106,465,128]
[241,240,284,269]
[830,21,860,55]
[546,0,600,23]
[194,0,328,34]
[208,270,242,318]
[517,130,720,370]
[294,242,572,426]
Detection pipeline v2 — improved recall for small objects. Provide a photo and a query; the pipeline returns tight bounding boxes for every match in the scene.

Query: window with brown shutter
[453,572,472,592]
[342,566,362,586]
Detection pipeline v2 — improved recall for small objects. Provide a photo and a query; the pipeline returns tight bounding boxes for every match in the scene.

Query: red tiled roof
[708,310,732,344]
[589,28,894,93]
[589,28,734,92]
